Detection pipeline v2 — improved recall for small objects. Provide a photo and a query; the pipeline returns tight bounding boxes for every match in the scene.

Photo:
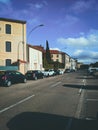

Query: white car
[43,69,55,77]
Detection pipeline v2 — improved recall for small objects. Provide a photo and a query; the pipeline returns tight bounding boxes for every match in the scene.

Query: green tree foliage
[43,56,53,69]
[46,40,51,63]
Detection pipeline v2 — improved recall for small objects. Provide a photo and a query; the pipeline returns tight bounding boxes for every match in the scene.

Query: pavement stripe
[50,82,61,88]
[0,94,35,114]
[86,99,98,101]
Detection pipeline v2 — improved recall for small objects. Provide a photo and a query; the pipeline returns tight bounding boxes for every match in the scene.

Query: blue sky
[0,0,98,64]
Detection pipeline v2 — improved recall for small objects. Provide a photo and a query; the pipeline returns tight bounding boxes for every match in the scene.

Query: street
[0,70,98,130]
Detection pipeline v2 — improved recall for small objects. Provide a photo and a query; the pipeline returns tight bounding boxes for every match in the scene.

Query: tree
[45,40,51,63]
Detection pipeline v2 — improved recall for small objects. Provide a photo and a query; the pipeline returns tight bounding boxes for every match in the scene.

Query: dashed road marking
[0,94,35,114]
[50,82,61,88]
[86,99,98,101]
[79,78,86,94]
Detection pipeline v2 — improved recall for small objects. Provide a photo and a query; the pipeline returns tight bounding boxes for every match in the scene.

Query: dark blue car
[25,70,44,80]
[0,70,27,87]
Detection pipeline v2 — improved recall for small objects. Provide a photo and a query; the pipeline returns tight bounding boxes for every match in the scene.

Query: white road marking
[79,88,82,94]
[50,82,61,88]
[86,99,98,101]
[79,78,86,94]
[83,79,86,86]
[75,88,85,118]
[0,94,35,114]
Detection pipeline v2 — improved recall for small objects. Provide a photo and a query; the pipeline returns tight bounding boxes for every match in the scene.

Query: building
[70,57,77,71]
[64,53,71,70]
[50,50,63,63]
[0,18,27,74]
[49,50,65,69]
[27,44,43,70]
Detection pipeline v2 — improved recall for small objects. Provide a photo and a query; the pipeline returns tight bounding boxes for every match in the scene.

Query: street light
[27,24,44,42]
[26,24,44,71]
[17,24,44,67]
[17,41,24,69]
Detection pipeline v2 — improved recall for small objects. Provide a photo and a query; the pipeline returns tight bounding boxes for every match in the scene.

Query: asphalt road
[0,70,98,130]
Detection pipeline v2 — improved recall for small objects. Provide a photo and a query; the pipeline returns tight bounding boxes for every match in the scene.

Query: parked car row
[0,69,64,87]
[87,67,98,75]
[43,69,64,77]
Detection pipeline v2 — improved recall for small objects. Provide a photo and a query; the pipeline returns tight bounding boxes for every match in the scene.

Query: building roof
[50,50,65,54]
[32,45,45,52]
[27,44,44,52]
[0,18,26,24]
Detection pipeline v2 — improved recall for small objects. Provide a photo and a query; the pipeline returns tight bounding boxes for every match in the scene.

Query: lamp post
[17,24,44,70]
[26,24,44,71]
[27,24,44,42]
[17,41,24,69]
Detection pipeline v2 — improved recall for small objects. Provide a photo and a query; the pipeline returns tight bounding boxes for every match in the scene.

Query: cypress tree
[46,40,51,63]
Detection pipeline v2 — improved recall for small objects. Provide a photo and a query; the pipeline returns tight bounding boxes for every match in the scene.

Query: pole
[27,24,44,43]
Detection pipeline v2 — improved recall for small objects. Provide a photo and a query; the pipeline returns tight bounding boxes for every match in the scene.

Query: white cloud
[57,30,98,63]
[28,1,48,10]
[70,0,95,14]
[55,14,79,28]
[57,33,98,49]
[73,49,98,63]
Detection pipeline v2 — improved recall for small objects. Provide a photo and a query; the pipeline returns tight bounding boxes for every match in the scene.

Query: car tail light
[2,75,7,80]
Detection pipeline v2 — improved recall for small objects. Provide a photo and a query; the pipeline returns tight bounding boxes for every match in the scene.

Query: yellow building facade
[0,18,27,74]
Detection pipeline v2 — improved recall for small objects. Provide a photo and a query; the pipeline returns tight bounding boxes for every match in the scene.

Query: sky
[0,0,98,64]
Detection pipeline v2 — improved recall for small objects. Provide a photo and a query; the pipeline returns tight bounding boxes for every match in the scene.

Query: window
[51,54,53,58]
[5,24,11,34]
[57,54,59,58]
[6,59,11,66]
[6,41,11,52]
[56,59,59,62]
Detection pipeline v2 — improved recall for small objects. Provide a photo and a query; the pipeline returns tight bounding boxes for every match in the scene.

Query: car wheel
[23,78,27,83]
[34,76,37,80]
[6,81,11,87]
[42,75,44,79]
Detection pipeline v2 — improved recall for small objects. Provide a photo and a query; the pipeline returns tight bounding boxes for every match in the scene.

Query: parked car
[0,70,27,87]
[64,69,71,73]
[54,69,64,75]
[25,70,44,80]
[58,70,64,75]
[93,70,98,78]
[43,69,55,77]
[88,67,97,75]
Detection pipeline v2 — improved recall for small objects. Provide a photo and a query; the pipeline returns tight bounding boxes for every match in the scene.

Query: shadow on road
[63,84,98,90]
[7,112,98,130]
[77,76,95,79]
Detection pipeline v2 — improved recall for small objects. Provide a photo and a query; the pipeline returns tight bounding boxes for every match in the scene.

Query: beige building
[50,50,64,63]
[0,18,27,74]
[65,53,71,69]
